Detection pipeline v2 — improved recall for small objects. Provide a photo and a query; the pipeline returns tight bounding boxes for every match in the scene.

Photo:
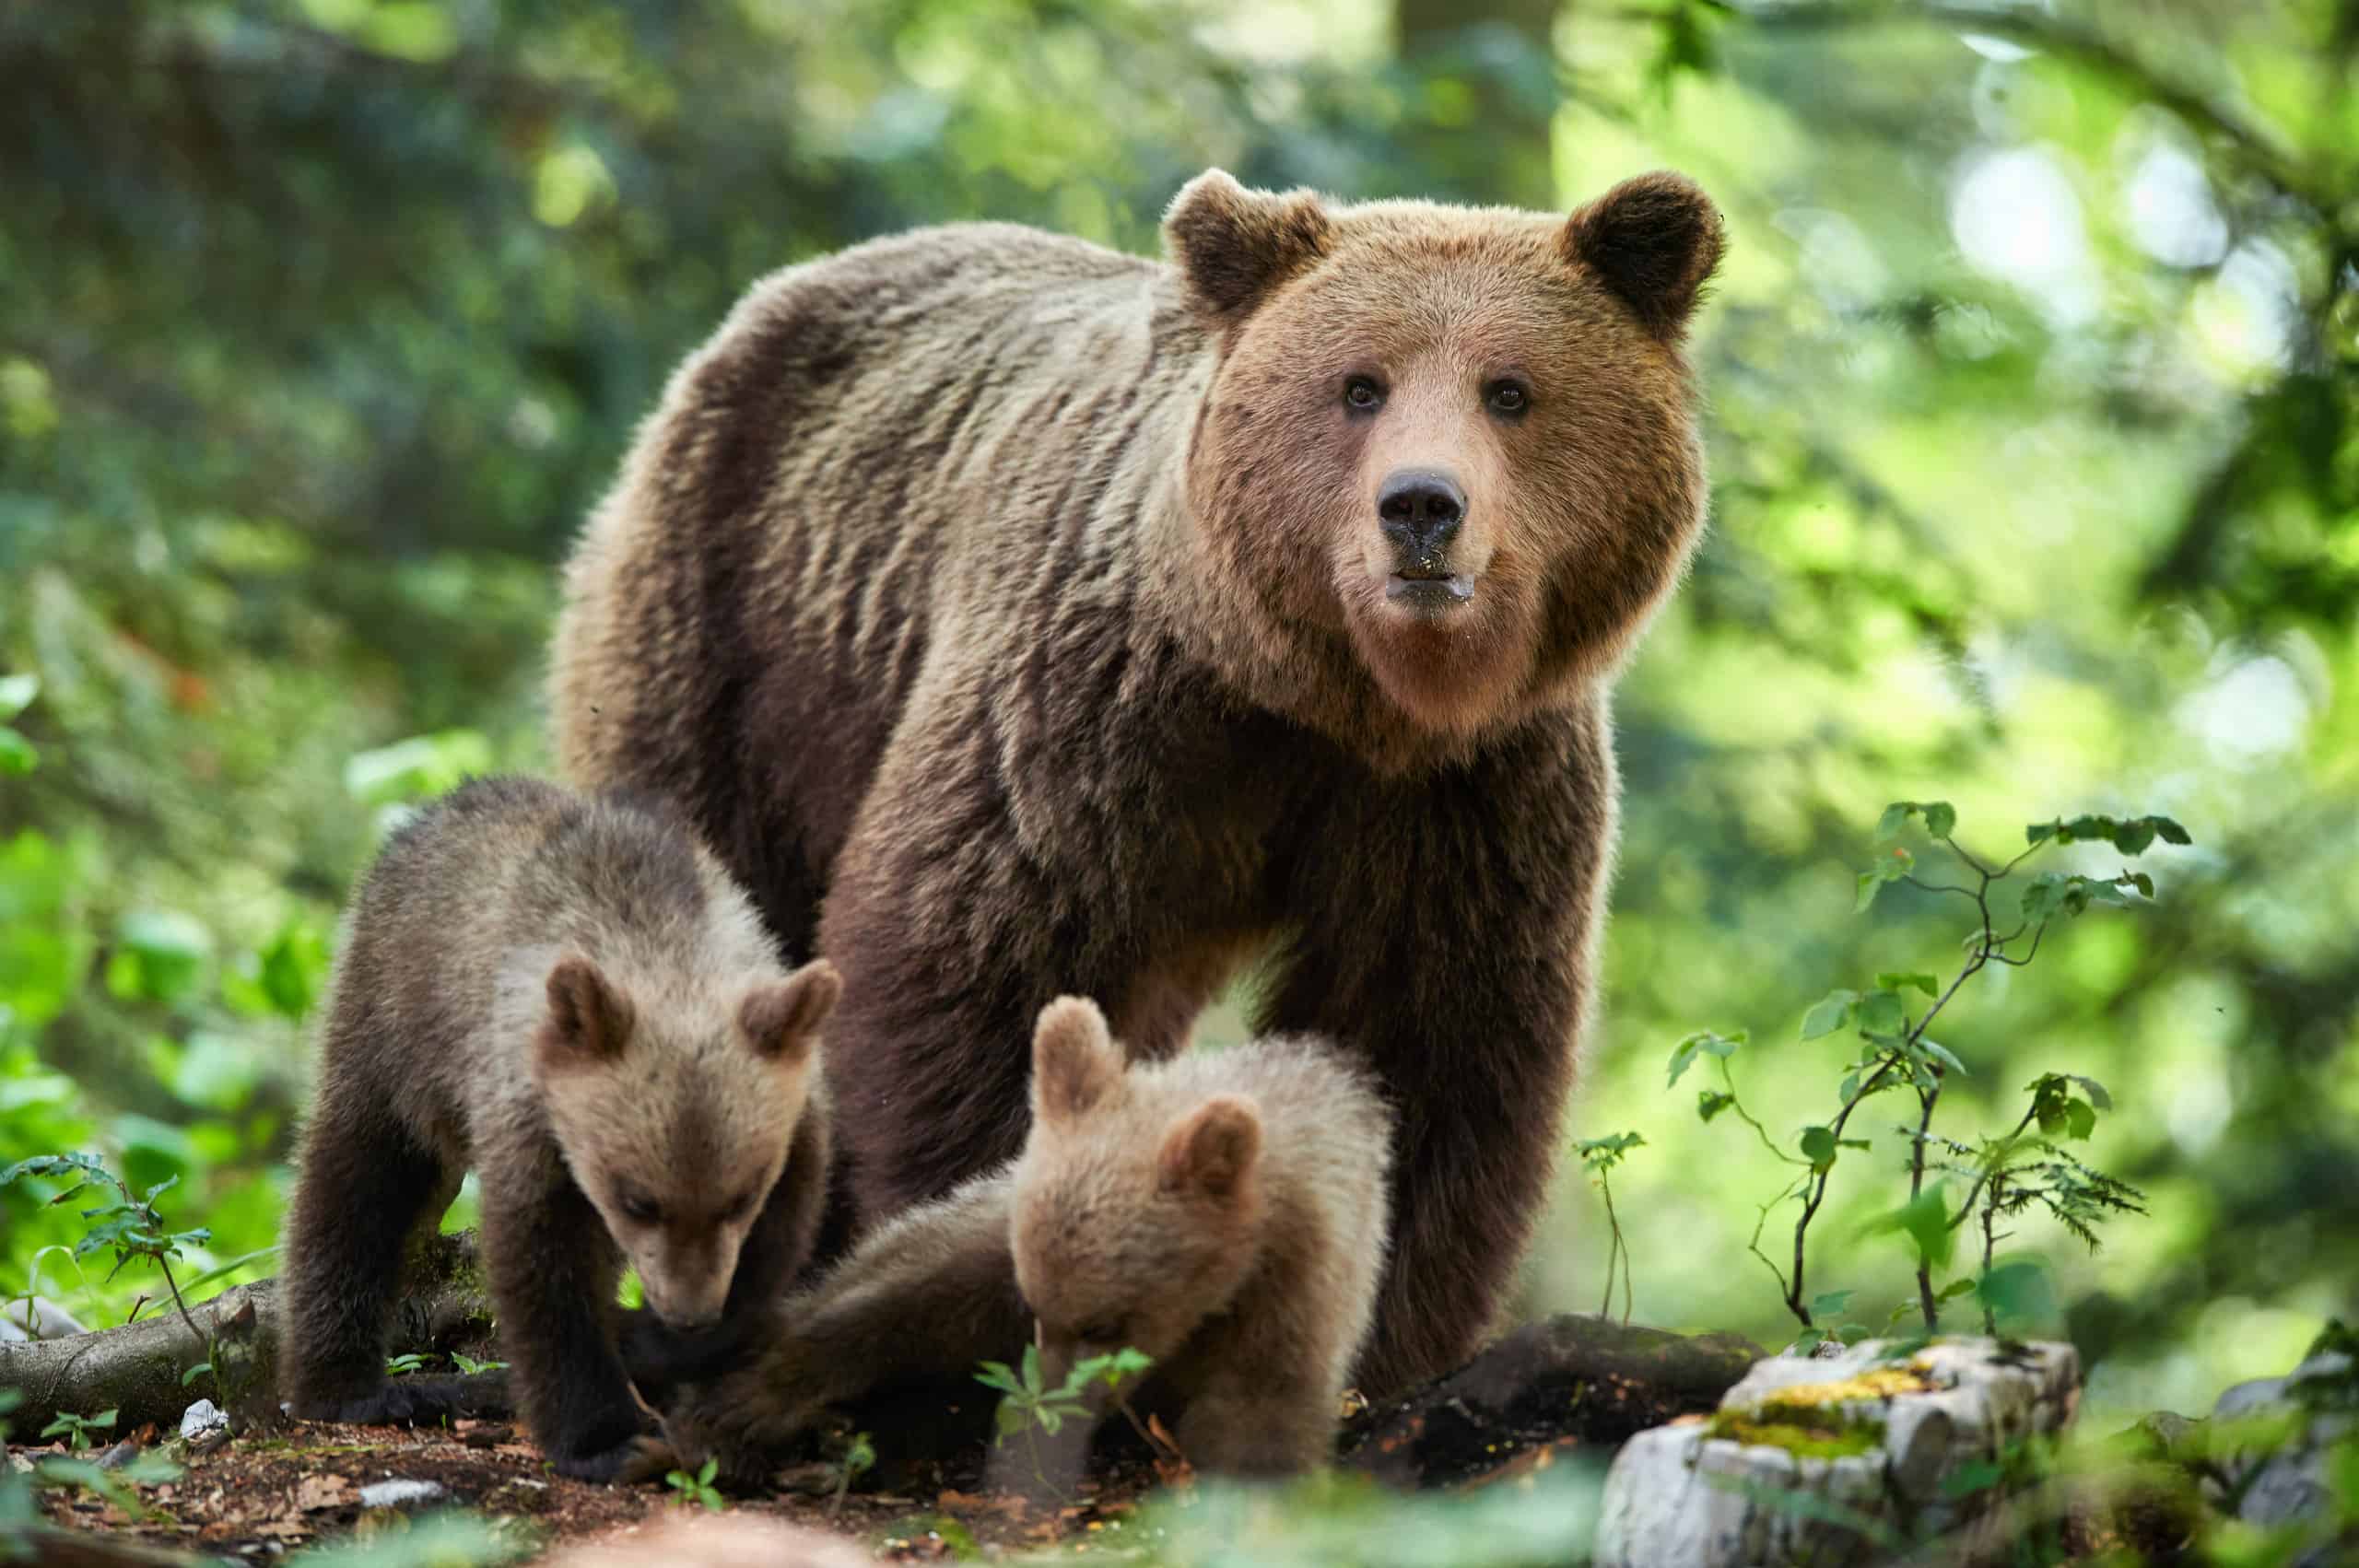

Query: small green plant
[1674,802,2181,1344]
[664,1455,725,1512]
[829,1430,876,1516]
[976,1342,1155,1493]
[1571,1131,1644,1325]
[0,1153,219,1394]
[383,1352,432,1375]
[2,1389,182,1548]
[38,1406,116,1452]
[450,1351,508,1375]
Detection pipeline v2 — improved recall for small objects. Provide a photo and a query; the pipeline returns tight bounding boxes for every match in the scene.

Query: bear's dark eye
[618,1190,662,1225]
[1343,376,1385,413]
[720,1188,758,1224]
[1485,380,1530,416]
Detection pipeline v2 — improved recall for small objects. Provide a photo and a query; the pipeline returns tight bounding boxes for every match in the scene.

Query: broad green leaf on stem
[1877,972,1939,998]
[1810,1289,1855,1318]
[2069,1075,2113,1112]
[1918,1038,1969,1077]
[1697,1089,1733,1123]
[1866,1188,1956,1272]
[1800,1125,1838,1169]
[1977,1259,2059,1330]
[1855,871,1882,912]
[1801,990,1859,1041]
[1666,1029,1743,1087]
[1876,801,1954,840]
[1856,989,1907,1037]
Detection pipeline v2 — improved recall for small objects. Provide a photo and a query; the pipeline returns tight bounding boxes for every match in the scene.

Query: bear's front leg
[1266,718,1611,1398]
[478,1159,649,1481]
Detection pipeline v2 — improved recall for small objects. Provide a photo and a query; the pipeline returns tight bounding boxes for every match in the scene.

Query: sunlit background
[3,0,2354,1435]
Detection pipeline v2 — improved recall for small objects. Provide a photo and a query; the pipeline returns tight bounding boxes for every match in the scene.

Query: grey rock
[2210,1351,2355,1566]
[1595,1337,2081,1568]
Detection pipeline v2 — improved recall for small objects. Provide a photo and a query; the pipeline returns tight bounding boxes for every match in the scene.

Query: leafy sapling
[39,1408,116,1453]
[1675,801,2183,1340]
[665,1456,726,1513]
[1,1153,219,1398]
[1571,1132,1645,1325]
[829,1431,875,1517]
[975,1342,1155,1494]
[383,1352,432,1376]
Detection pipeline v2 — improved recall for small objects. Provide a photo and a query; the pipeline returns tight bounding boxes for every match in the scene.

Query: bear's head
[533,952,839,1329]
[1010,996,1265,1374]
[1163,168,1724,748]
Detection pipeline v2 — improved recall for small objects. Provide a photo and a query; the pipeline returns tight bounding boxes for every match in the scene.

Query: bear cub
[647,998,1392,1484]
[1012,996,1393,1477]
[277,777,839,1480]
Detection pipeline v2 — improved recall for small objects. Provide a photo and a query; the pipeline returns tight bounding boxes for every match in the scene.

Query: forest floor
[21,1417,1174,1562]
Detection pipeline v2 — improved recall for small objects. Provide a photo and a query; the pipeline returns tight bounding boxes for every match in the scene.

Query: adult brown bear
[550,168,1722,1397]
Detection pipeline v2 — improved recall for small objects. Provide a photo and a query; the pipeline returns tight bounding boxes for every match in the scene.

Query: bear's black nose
[1377,469,1466,564]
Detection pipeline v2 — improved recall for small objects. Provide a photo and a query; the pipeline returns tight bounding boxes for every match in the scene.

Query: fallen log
[1342,1314,1768,1488]
[0,1232,499,1437]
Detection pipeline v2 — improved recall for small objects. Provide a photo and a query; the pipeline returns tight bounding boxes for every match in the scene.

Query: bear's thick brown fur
[551,167,1722,1394]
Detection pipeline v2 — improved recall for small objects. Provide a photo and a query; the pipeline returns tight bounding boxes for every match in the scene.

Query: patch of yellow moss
[1705,1413,1882,1460]
[1702,1363,1936,1460]
[1755,1363,1936,1409]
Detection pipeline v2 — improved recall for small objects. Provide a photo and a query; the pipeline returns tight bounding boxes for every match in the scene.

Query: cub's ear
[541,954,634,1069]
[739,958,841,1065]
[1157,1095,1262,1202]
[1562,170,1726,342]
[1031,995,1122,1125]
[1163,169,1331,324]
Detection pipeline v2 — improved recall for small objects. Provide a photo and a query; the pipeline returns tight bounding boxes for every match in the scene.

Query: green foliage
[37,1406,115,1452]
[1674,802,2167,1339]
[384,1352,431,1376]
[663,1456,725,1513]
[449,1352,507,1376]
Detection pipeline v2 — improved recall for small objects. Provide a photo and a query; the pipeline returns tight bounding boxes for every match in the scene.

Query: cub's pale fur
[1015,996,1391,1475]
[277,777,838,1480]
[657,998,1391,1481]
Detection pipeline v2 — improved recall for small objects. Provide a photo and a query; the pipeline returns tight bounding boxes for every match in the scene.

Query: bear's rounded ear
[1562,170,1726,342]
[1157,1095,1262,1203]
[541,954,634,1069]
[1163,169,1332,324]
[739,957,841,1065]
[1031,995,1122,1124]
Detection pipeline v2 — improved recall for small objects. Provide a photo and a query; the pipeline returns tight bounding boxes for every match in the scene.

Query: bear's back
[550,219,1218,949]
